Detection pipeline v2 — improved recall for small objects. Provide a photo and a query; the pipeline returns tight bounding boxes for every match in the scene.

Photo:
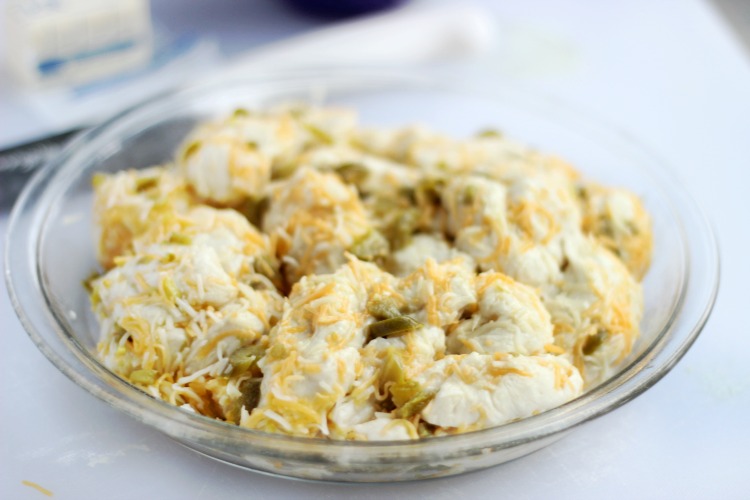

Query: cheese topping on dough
[90,104,651,440]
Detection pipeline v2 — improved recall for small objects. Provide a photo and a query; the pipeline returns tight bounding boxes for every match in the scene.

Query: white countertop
[2,0,749,498]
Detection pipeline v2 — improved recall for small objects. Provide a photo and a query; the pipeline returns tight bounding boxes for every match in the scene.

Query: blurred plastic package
[4,0,153,87]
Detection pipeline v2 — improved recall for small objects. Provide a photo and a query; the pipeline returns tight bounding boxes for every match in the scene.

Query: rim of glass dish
[5,68,720,457]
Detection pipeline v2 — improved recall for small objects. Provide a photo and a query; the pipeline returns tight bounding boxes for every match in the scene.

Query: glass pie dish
[5,69,718,482]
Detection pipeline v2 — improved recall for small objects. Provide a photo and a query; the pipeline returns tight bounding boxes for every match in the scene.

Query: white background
[2,0,749,498]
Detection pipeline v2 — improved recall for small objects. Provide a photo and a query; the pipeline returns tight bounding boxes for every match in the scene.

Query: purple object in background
[284,0,407,18]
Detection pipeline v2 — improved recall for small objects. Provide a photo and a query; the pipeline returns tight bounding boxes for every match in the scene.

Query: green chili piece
[230,345,266,376]
[393,389,436,419]
[380,349,406,387]
[168,233,192,245]
[349,230,388,261]
[161,252,177,264]
[368,316,421,340]
[387,208,420,250]
[134,176,159,192]
[390,379,421,408]
[182,140,202,162]
[476,128,502,138]
[92,173,107,188]
[416,178,445,206]
[418,422,436,438]
[82,271,100,294]
[239,377,263,411]
[599,220,615,238]
[303,123,333,145]
[130,369,157,385]
[271,162,297,180]
[582,331,607,356]
[335,162,369,185]
[366,297,401,320]
[137,255,155,265]
[239,196,269,227]
[625,220,640,235]
[462,185,477,204]
[89,287,101,308]
[269,344,288,360]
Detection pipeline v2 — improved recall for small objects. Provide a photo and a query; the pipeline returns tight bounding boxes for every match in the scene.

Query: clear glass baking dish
[5,69,718,482]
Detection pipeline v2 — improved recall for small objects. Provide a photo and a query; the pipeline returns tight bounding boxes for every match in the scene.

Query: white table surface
[2,0,749,498]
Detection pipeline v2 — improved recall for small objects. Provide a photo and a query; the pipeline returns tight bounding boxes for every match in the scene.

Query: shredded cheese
[90,103,651,441]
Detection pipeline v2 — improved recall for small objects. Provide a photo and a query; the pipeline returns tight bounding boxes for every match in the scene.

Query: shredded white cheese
[90,104,652,440]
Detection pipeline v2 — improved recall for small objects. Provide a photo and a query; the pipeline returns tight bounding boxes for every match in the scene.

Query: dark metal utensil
[0,128,83,210]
